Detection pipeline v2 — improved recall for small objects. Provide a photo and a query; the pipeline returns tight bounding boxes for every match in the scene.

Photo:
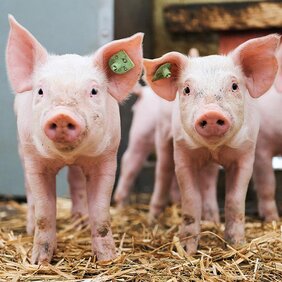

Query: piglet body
[6,16,143,264]
[253,85,282,221]
[144,35,279,254]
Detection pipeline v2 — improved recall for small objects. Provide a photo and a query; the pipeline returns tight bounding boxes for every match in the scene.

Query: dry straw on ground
[0,196,281,281]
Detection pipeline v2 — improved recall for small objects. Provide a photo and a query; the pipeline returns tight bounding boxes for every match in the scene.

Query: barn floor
[0,196,281,281]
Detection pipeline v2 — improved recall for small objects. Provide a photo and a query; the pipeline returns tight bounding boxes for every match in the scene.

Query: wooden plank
[164,1,282,33]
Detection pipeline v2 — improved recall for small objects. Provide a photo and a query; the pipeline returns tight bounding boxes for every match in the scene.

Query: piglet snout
[195,111,230,138]
[44,113,84,143]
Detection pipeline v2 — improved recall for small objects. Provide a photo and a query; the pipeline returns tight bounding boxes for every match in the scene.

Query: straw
[0,196,281,281]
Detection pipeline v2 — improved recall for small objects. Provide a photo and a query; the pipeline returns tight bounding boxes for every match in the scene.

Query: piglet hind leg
[224,155,254,247]
[24,160,57,264]
[253,152,279,222]
[83,156,117,261]
[68,165,88,222]
[114,140,153,207]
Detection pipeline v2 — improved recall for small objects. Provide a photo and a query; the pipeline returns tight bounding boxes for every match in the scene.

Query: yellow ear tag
[152,63,171,81]
[109,50,135,74]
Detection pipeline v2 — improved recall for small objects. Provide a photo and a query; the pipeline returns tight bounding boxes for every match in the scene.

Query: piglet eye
[232,83,238,91]
[38,88,43,95]
[91,88,98,96]
[183,86,190,95]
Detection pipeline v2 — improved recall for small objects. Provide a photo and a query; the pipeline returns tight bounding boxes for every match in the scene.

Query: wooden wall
[153,0,282,56]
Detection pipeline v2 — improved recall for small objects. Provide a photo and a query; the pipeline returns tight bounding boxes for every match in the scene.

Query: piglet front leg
[25,179,35,235]
[174,145,202,255]
[83,156,117,261]
[25,159,57,264]
[224,152,254,246]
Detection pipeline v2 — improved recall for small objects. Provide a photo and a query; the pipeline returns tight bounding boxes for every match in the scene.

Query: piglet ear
[6,15,48,93]
[93,33,144,102]
[188,48,199,57]
[230,34,280,98]
[274,43,282,93]
[143,52,187,101]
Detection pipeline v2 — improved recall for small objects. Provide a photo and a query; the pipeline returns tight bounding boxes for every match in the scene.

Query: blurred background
[0,0,281,214]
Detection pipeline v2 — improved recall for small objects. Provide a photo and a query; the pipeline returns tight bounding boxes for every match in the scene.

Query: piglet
[144,35,279,254]
[6,15,143,264]
[114,80,182,209]
[114,82,159,206]
[148,48,219,224]
[253,43,282,221]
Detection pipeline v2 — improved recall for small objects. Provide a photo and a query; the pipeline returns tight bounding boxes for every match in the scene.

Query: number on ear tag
[109,50,135,74]
[152,63,171,81]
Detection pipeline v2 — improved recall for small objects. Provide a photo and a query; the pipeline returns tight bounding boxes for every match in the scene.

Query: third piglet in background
[144,34,280,254]
[253,43,282,222]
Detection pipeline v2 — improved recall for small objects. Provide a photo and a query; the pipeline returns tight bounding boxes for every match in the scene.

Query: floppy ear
[143,52,187,101]
[230,34,280,98]
[93,33,144,102]
[274,42,282,93]
[6,15,48,93]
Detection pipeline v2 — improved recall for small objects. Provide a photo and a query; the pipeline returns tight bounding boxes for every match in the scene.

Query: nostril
[67,123,75,130]
[50,123,57,130]
[217,119,225,126]
[200,120,207,128]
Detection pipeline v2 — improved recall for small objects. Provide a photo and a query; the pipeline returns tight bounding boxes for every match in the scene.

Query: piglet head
[6,15,143,156]
[144,35,279,148]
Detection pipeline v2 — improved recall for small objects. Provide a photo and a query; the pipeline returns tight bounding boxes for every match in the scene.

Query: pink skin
[195,111,231,139]
[115,49,202,209]
[149,102,220,223]
[169,176,181,204]
[199,162,219,222]
[252,44,282,222]
[253,85,282,221]
[44,111,84,144]
[144,34,279,254]
[149,98,176,221]
[68,166,88,220]
[115,49,204,215]
[149,49,219,223]
[18,147,36,235]
[114,84,159,206]
[222,40,282,222]
[114,83,181,208]
[6,15,143,264]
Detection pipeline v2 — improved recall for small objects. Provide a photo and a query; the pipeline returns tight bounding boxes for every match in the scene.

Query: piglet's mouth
[51,129,88,152]
[53,142,81,152]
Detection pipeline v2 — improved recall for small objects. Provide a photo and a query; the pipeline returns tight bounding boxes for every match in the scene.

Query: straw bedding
[0,196,281,281]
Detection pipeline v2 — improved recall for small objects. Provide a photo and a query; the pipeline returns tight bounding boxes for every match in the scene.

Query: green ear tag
[109,50,135,74]
[152,63,172,81]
